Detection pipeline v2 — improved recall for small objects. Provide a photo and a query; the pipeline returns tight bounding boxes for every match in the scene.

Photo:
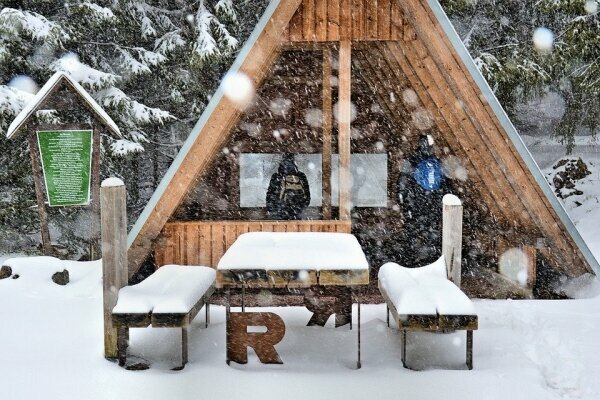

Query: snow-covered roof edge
[6,71,120,139]
[427,0,600,276]
[127,0,283,248]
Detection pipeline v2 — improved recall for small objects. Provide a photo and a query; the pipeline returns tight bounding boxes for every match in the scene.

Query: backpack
[414,158,444,191]
[279,174,306,205]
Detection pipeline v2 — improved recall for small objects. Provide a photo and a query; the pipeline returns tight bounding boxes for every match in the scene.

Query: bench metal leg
[205,302,210,328]
[241,283,245,312]
[117,326,128,367]
[466,330,473,370]
[357,292,361,369]
[386,305,390,327]
[181,327,188,368]
[401,329,407,368]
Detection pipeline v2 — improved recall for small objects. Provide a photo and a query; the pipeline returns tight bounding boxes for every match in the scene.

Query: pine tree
[0,0,265,255]
[442,0,600,149]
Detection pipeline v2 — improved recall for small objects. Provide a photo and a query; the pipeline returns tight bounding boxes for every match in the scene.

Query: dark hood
[278,156,299,175]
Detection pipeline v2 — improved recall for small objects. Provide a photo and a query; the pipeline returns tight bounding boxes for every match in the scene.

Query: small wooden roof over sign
[6,71,120,139]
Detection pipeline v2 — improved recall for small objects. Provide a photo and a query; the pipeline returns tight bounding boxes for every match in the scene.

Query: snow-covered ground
[525,134,600,261]
[0,254,599,400]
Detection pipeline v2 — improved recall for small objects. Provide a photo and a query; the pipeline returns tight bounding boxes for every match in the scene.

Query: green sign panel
[37,130,93,207]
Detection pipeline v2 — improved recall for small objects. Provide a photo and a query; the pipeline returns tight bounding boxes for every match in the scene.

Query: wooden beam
[90,125,101,260]
[127,0,303,276]
[27,131,53,256]
[338,40,352,220]
[322,48,333,220]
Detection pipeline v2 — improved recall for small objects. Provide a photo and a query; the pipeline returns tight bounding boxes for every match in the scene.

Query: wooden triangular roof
[127,0,599,278]
[6,71,120,138]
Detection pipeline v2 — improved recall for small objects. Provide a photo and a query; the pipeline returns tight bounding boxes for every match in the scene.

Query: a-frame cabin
[127,0,599,298]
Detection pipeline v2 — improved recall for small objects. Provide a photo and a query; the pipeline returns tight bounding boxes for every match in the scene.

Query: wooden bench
[112,265,215,370]
[378,256,478,370]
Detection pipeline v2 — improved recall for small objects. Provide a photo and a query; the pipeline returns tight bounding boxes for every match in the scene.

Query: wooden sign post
[6,72,119,259]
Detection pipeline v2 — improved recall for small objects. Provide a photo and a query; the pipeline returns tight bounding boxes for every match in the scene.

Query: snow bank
[217,232,369,271]
[379,256,476,316]
[113,265,215,314]
[0,256,101,298]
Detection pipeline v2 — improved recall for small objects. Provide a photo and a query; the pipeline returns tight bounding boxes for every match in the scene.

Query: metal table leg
[357,289,361,369]
[226,288,231,365]
[241,283,245,312]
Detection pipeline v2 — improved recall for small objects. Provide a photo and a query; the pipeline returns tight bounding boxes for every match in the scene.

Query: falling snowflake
[533,27,554,53]
[222,71,254,109]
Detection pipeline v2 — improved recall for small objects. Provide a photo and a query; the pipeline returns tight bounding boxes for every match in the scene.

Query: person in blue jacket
[396,134,453,266]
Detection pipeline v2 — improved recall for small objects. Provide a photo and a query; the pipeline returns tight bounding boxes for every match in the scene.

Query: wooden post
[322,47,333,220]
[101,178,128,359]
[27,131,53,256]
[442,194,463,286]
[338,40,352,220]
[89,125,102,260]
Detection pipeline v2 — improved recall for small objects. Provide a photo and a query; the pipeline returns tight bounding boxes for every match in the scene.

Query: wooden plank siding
[154,220,352,268]
[351,45,510,227]
[288,0,411,42]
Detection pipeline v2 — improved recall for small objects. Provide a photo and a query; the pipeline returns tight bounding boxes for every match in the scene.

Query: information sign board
[36,130,93,207]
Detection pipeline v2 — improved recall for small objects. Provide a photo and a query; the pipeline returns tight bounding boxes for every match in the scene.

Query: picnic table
[216,231,369,368]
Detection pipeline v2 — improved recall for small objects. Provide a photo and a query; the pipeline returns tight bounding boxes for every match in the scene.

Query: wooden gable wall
[285,0,416,42]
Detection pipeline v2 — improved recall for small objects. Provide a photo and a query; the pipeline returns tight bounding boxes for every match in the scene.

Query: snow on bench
[378,256,475,317]
[112,265,216,369]
[113,265,215,315]
[378,256,478,370]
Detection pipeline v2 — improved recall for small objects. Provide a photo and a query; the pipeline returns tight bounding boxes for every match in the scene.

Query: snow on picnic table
[1,255,599,400]
[217,232,369,270]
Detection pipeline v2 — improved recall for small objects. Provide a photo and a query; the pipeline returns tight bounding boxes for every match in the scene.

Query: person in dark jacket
[396,134,453,266]
[266,154,311,219]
